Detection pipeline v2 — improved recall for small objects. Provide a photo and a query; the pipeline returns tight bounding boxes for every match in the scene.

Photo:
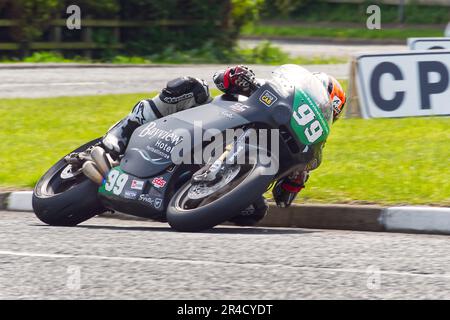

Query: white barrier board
[356,51,450,118]
[408,38,450,50]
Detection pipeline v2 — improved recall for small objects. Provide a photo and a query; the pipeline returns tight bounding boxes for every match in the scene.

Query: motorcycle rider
[98,65,346,225]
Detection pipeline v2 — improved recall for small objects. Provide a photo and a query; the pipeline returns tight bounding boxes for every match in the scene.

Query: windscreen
[271,64,333,125]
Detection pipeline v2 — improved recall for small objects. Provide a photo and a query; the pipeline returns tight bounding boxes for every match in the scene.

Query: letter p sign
[418,61,449,109]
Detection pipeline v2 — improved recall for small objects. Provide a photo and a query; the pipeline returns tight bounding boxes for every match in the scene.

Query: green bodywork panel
[98,166,123,195]
[290,88,330,145]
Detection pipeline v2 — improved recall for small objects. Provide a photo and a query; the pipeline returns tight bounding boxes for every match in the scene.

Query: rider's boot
[229,196,269,226]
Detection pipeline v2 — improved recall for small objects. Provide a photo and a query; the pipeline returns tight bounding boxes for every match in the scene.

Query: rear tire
[33,138,106,226]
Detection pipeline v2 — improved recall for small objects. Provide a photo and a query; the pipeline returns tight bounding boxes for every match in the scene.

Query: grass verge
[242,24,443,40]
[1,88,448,206]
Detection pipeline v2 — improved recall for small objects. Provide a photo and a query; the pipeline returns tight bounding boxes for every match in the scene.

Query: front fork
[192,129,251,183]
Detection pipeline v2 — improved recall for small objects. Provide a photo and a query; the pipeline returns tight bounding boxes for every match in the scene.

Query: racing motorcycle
[32,65,333,232]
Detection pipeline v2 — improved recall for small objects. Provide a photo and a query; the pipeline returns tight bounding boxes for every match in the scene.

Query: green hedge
[119,0,231,55]
[0,0,264,57]
[0,0,62,42]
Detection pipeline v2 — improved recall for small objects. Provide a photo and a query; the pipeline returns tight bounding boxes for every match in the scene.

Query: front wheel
[166,153,277,232]
[33,138,106,226]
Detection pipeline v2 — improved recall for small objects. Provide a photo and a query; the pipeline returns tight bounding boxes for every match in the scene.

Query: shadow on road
[73,224,316,235]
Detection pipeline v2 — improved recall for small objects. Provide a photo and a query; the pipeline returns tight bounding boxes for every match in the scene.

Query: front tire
[167,155,277,232]
[33,138,106,226]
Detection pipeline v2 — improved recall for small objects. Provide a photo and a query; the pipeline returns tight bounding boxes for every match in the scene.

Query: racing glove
[272,171,309,208]
[213,65,256,96]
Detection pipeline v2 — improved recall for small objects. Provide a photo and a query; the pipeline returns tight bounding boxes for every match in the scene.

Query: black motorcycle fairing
[120,81,296,179]
[98,164,194,220]
[120,117,188,178]
[120,98,252,178]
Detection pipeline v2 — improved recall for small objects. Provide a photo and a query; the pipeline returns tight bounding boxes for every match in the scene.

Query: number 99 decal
[305,119,323,143]
[105,169,129,195]
[293,104,324,143]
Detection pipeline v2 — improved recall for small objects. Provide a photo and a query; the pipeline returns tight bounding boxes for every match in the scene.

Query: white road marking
[0,82,107,87]
[0,249,449,280]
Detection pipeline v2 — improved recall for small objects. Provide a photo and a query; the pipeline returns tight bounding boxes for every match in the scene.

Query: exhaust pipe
[82,161,104,185]
[91,146,111,177]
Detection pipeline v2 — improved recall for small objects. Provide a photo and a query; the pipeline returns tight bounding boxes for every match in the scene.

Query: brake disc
[60,164,82,180]
[187,166,241,200]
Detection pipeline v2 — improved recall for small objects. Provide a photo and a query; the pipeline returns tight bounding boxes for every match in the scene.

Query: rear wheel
[33,138,106,226]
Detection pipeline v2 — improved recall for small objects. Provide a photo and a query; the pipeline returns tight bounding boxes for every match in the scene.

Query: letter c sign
[357,51,450,118]
[370,62,405,112]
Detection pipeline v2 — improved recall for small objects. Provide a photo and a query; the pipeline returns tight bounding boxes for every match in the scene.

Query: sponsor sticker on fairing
[124,190,137,199]
[138,194,163,210]
[221,110,233,119]
[131,179,145,190]
[230,103,250,113]
[154,198,162,209]
[139,194,154,205]
[259,90,278,107]
[151,177,167,189]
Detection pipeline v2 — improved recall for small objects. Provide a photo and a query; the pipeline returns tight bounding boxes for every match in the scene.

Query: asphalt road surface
[239,39,407,58]
[0,211,449,299]
[1,40,410,98]
[0,64,348,98]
